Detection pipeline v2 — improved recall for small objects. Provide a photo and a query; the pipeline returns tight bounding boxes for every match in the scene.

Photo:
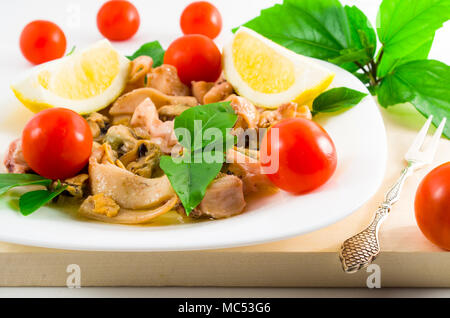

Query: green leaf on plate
[377,0,449,61]
[19,184,68,216]
[377,59,450,138]
[313,87,367,113]
[174,102,237,151]
[159,153,223,214]
[0,174,52,196]
[127,41,165,67]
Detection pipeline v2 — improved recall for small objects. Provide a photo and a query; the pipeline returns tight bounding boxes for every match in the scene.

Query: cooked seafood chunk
[158,104,191,121]
[147,64,190,96]
[85,112,110,140]
[125,56,153,92]
[226,148,273,194]
[203,77,234,104]
[81,193,120,218]
[55,174,89,198]
[109,87,197,116]
[191,81,214,104]
[3,138,30,174]
[228,95,260,129]
[89,161,175,210]
[192,174,246,219]
[104,125,137,153]
[119,140,162,178]
[111,114,132,126]
[80,195,178,224]
[258,102,312,128]
[128,56,153,84]
[130,98,178,154]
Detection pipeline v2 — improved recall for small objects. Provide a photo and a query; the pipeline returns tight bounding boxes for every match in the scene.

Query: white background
[0,0,449,297]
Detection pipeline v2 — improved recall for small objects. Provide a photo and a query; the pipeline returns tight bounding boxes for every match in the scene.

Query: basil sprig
[160,102,237,214]
[0,174,67,215]
[237,0,450,138]
[313,87,367,114]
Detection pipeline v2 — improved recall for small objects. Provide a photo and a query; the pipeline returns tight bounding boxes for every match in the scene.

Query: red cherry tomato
[180,1,222,39]
[97,0,140,41]
[22,108,93,180]
[415,162,450,250]
[260,118,337,194]
[164,34,222,85]
[19,20,66,65]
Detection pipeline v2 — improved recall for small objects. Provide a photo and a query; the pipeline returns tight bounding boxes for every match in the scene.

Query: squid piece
[109,87,197,116]
[203,78,234,104]
[227,95,260,129]
[124,56,154,92]
[88,161,175,210]
[79,194,178,224]
[130,98,178,154]
[226,148,273,194]
[158,105,191,121]
[147,64,190,96]
[3,138,30,174]
[191,174,246,219]
[258,102,312,128]
[191,81,214,104]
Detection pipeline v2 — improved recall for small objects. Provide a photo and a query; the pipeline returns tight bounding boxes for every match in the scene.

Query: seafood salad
[1,2,369,226]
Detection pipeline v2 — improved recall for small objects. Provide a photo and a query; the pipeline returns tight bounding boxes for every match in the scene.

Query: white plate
[0,60,387,251]
[0,0,387,251]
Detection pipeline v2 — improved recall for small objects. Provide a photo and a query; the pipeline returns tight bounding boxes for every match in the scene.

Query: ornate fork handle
[339,164,414,273]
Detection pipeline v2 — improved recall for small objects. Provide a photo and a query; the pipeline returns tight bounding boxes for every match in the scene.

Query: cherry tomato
[180,1,222,39]
[164,34,222,85]
[97,0,140,41]
[22,108,93,180]
[415,162,450,250]
[260,118,337,194]
[19,20,66,65]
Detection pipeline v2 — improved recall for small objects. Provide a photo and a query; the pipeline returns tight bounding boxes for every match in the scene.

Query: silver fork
[339,116,447,273]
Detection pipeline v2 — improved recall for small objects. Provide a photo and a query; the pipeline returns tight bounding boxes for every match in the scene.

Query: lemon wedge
[223,27,335,108]
[11,40,130,114]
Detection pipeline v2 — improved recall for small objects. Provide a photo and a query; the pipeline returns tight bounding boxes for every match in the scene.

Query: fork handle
[339,165,413,273]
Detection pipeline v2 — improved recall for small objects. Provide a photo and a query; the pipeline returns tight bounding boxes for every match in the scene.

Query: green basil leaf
[19,185,68,216]
[377,36,434,78]
[159,153,223,214]
[127,41,165,67]
[174,102,237,151]
[313,87,367,113]
[377,0,449,60]
[0,174,52,196]
[378,60,450,138]
[345,5,377,61]
[238,0,352,62]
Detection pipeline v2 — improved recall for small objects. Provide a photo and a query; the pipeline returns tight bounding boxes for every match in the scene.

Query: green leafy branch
[238,0,450,138]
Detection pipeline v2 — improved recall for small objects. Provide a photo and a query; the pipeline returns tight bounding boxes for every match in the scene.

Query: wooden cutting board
[0,104,449,287]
